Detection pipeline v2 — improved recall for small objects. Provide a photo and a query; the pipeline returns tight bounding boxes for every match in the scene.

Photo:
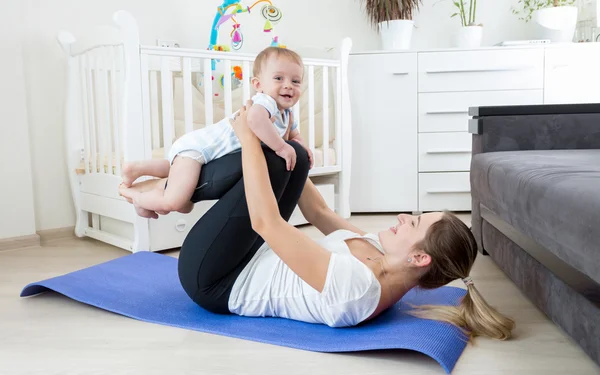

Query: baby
[119,46,313,218]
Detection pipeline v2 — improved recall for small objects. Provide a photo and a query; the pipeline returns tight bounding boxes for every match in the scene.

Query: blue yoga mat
[21,252,468,373]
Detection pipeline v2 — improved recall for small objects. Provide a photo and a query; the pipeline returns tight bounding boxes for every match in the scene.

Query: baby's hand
[276,143,297,171]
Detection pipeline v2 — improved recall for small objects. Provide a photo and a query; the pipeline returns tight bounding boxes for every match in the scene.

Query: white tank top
[228,229,384,327]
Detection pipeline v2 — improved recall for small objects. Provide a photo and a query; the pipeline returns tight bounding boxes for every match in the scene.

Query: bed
[59,10,353,252]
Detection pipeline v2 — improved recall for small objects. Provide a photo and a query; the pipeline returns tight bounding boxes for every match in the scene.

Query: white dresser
[349,43,600,213]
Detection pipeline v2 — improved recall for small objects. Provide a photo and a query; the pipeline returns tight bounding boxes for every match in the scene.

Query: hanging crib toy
[208,0,284,56]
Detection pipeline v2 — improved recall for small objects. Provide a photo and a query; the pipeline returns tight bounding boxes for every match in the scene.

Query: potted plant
[451,0,482,48]
[512,0,578,43]
[359,0,423,50]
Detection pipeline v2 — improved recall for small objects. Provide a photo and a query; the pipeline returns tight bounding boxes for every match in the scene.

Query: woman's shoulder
[318,249,382,327]
[321,228,369,242]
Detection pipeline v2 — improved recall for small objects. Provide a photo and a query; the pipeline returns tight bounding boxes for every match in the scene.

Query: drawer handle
[175,219,187,232]
[426,110,469,115]
[427,189,470,194]
[426,149,471,154]
[426,66,533,74]
[392,72,409,75]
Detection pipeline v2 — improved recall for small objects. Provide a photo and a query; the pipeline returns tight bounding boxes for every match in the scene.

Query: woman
[125,100,515,340]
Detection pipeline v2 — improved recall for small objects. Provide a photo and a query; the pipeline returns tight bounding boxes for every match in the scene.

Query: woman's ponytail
[409,212,515,341]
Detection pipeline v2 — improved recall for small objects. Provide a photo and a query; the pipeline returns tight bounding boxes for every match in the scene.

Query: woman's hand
[232,100,258,144]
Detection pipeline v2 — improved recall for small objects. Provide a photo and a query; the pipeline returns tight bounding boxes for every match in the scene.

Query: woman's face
[378,212,444,263]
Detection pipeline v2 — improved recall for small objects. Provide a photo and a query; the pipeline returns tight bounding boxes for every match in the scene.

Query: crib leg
[336,172,351,219]
[131,215,150,252]
[74,209,88,238]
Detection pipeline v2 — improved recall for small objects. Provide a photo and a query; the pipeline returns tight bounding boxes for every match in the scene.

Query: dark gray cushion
[471,149,600,284]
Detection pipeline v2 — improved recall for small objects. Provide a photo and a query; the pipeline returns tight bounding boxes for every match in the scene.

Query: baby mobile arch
[207,0,285,86]
[209,0,284,54]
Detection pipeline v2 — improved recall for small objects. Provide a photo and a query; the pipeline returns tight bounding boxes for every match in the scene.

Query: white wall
[0,0,37,239]
[410,0,534,49]
[16,0,534,234]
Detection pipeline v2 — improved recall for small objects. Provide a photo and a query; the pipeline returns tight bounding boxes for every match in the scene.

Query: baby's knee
[288,141,309,172]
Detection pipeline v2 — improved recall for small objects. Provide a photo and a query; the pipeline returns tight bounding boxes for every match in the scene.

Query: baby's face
[256,57,303,110]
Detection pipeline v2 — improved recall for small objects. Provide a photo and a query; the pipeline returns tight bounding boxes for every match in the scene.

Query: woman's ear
[411,252,431,268]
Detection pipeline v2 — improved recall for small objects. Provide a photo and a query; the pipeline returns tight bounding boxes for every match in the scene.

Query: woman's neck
[380,256,421,301]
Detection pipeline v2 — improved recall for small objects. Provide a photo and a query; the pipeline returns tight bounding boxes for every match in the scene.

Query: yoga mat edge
[20,252,469,374]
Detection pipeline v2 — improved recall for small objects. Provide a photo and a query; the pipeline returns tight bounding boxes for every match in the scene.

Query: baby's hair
[253,47,304,78]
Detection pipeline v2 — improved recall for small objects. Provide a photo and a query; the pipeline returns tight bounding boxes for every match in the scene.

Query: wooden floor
[1,214,599,375]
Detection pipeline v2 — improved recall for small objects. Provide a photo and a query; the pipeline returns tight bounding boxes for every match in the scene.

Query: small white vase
[378,20,414,50]
[454,26,483,48]
[533,6,578,43]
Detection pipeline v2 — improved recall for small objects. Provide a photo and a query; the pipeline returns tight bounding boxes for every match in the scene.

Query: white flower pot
[454,26,483,48]
[533,6,578,43]
[378,20,414,50]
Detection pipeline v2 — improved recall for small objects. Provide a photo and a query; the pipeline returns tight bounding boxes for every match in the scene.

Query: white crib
[57,10,353,253]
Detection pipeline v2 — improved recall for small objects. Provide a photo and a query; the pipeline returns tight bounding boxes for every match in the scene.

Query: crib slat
[203,58,213,126]
[111,46,122,176]
[140,53,153,162]
[79,55,91,174]
[92,50,104,174]
[335,66,342,167]
[149,70,160,149]
[182,57,193,134]
[94,49,109,174]
[308,65,315,152]
[86,52,98,173]
[100,50,113,175]
[292,100,300,132]
[161,57,174,157]
[224,59,233,117]
[242,61,250,102]
[322,67,329,167]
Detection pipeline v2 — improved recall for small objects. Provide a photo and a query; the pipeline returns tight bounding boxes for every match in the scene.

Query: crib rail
[67,43,126,177]
[138,46,343,172]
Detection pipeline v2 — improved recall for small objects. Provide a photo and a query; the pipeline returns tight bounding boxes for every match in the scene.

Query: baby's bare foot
[121,162,141,187]
[133,203,158,219]
[118,183,134,203]
[177,201,194,214]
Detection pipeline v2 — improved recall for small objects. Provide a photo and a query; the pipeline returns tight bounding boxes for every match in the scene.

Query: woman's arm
[298,178,367,236]
[232,101,332,293]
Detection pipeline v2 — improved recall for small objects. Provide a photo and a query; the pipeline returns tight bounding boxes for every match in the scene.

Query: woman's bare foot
[121,162,142,187]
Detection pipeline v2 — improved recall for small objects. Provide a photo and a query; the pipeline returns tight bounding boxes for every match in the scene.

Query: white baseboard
[37,227,76,245]
[0,234,41,252]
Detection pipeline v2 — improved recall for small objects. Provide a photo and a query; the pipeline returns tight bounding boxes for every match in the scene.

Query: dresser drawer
[419,172,471,212]
[418,48,544,93]
[544,45,600,104]
[418,90,544,133]
[351,52,416,77]
[418,132,471,172]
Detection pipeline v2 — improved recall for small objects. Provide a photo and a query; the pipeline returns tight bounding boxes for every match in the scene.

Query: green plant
[359,0,423,30]
[512,0,576,22]
[451,0,479,27]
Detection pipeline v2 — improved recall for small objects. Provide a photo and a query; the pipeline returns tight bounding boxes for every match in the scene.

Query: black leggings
[177,141,310,314]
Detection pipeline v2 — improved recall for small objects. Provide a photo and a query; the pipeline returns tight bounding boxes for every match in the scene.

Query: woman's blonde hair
[409,212,515,341]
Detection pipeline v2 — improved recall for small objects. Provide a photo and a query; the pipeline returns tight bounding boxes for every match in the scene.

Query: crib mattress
[76,145,337,175]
